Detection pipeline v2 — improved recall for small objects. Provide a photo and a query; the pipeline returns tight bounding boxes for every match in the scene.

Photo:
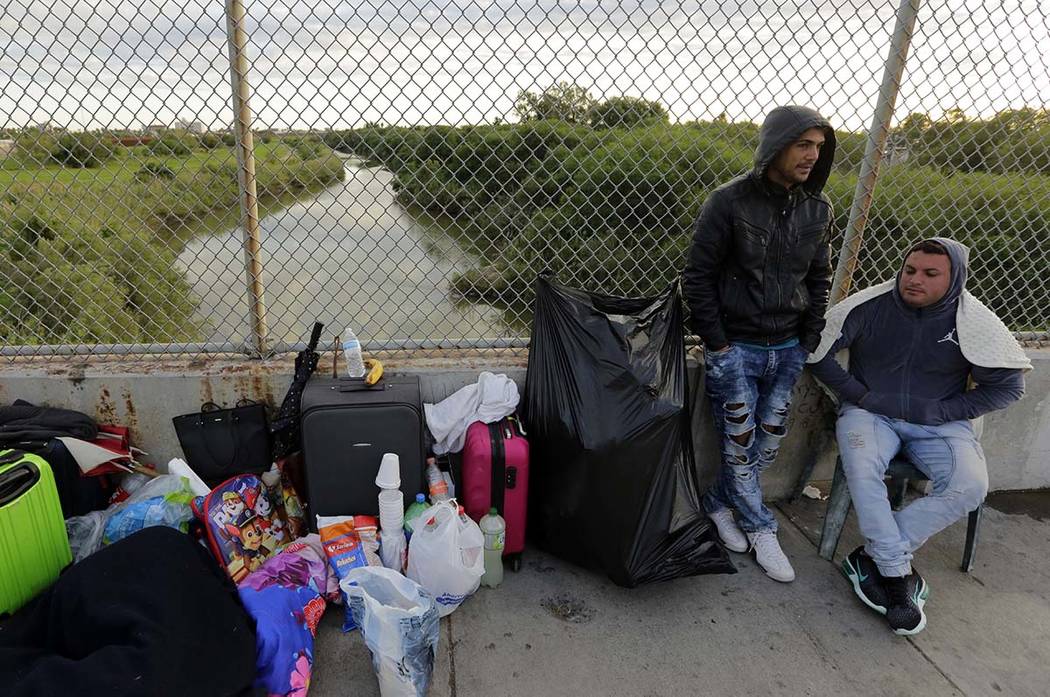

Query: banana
[363,358,384,386]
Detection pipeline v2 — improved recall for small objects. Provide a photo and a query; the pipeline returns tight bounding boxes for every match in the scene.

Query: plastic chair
[818,455,983,572]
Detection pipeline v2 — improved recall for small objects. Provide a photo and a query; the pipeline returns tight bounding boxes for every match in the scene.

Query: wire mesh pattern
[1,0,1047,358]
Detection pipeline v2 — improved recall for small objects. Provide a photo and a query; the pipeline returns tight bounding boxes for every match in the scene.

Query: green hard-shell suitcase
[0,449,72,616]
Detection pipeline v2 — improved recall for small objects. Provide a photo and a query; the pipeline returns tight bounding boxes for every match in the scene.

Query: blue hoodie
[809,237,1024,424]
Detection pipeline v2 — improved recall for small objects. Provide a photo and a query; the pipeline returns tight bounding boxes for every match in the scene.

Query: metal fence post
[831,0,922,304]
[225,0,269,356]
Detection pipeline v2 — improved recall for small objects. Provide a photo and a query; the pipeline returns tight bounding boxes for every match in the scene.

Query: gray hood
[893,236,970,311]
[752,105,836,195]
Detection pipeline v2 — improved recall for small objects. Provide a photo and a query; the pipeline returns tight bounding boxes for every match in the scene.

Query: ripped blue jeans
[702,343,808,533]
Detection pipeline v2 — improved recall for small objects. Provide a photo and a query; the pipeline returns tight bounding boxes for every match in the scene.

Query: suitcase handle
[0,450,25,467]
[0,462,40,507]
[508,415,526,437]
[335,383,390,393]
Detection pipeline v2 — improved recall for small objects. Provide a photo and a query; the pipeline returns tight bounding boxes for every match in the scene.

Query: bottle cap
[416,493,426,503]
[489,507,498,515]
[458,505,465,515]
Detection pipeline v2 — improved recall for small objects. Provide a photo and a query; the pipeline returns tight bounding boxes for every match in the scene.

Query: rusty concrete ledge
[0,348,530,379]
[0,347,1047,494]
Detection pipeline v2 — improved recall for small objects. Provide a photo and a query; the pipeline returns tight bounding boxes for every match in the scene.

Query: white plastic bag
[380,528,407,573]
[64,474,194,563]
[341,566,440,697]
[406,502,484,617]
[65,510,108,563]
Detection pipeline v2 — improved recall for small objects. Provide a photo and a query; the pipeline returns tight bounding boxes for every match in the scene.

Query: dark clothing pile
[0,527,259,697]
[0,402,98,443]
[0,401,110,517]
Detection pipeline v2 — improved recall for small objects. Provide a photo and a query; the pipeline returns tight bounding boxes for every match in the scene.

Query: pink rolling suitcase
[461,415,529,571]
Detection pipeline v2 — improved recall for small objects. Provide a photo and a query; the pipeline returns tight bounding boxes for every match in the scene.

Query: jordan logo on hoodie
[938,328,959,347]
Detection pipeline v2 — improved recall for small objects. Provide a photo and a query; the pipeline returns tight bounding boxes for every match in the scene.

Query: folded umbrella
[271,321,324,458]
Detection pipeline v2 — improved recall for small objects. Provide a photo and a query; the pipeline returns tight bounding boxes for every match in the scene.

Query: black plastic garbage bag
[522,276,735,587]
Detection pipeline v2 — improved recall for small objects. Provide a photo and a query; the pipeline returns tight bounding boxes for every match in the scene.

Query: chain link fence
[1,0,1047,358]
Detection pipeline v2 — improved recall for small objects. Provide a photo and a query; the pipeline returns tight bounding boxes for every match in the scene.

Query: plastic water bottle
[426,461,450,503]
[342,327,365,378]
[480,508,505,588]
[404,493,428,535]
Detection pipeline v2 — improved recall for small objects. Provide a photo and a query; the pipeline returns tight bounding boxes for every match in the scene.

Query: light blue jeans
[837,405,989,577]
[702,344,809,533]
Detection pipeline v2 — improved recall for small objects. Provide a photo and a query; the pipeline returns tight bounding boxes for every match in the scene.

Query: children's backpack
[191,473,291,584]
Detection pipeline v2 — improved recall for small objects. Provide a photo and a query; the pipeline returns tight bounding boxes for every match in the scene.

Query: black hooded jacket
[682,105,836,351]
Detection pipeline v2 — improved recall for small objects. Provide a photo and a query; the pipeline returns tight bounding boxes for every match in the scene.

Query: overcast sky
[1,0,1046,132]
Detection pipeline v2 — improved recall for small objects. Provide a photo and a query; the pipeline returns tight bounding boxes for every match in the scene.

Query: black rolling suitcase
[300,376,424,527]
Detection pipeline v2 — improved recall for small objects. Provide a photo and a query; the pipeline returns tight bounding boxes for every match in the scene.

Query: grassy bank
[326,117,1049,332]
[0,139,344,345]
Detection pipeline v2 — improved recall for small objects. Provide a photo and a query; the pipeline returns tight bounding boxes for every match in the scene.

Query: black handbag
[172,399,272,486]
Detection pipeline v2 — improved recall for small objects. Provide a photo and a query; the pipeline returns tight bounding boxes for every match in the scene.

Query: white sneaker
[748,531,795,582]
[708,508,748,553]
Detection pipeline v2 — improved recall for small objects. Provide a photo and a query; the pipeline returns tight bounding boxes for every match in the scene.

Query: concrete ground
[310,491,1050,697]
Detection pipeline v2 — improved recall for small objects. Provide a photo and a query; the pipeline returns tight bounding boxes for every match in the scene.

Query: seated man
[808,237,1029,635]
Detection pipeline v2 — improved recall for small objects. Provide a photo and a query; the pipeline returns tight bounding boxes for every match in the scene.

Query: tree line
[323,85,1049,332]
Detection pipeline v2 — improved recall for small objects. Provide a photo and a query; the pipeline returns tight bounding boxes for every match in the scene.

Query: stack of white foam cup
[376,453,408,572]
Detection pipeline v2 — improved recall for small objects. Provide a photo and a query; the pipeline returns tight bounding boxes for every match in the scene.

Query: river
[177,159,503,347]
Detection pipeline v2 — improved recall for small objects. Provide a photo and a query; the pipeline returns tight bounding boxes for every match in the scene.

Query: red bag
[461,415,529,569]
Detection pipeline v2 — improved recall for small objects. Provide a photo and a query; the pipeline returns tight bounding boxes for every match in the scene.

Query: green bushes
[136,161,177,180]
[562,133,699,235]
[283,136,330,161]
[141,144,343,229]
[336,120,751,313]
[199,133,224,149]
[148,135,194,157]
[395,161,471,216]
[13,131,59,166]
[0,140,345,345]
[513,82,595,123]
[0,200,195,344]
[588,96,669,129]
[7,207,56,248]
[895,109,1050,175]
[335,114,1048,331]
[254,145,344,197]
[50,133,115,168]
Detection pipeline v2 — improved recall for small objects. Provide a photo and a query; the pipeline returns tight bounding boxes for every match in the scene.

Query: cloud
[1,0,1045,131]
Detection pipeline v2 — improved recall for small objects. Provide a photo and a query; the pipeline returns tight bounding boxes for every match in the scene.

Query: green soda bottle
[403,493,428,536]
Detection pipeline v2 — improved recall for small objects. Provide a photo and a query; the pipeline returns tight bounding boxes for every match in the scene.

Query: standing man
[808,238,1028,635]
[683,105,836,582]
